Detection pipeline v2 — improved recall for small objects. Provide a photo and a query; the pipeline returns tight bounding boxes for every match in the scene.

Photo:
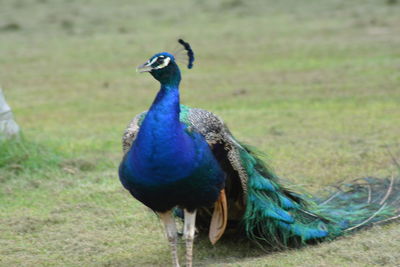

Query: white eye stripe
[145,56,171,70]
[154,57,171,69]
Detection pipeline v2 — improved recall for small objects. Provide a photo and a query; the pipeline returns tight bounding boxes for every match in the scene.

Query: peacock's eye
[150,55,171,70]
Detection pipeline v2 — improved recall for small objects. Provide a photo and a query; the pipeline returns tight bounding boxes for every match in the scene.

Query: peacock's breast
[119,145,225,212]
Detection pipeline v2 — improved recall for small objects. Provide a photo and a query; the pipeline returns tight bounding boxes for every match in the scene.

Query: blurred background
[1,0,399,266]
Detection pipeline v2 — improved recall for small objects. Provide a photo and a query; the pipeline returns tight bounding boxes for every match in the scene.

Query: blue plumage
[248,171,276,191]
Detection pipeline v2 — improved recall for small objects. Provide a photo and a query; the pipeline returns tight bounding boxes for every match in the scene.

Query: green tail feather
[239,143,400,248]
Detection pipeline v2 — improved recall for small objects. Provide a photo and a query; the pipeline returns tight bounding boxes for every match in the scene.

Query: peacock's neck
[129,82,196,180]
[137,83,183,148]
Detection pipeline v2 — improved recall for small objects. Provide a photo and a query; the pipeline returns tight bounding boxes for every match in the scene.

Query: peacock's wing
[182,107,248,207]
[122,111,147,154]
[181,107,247,241]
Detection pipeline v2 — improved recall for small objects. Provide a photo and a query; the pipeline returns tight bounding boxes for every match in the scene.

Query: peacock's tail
[239,143,400,248]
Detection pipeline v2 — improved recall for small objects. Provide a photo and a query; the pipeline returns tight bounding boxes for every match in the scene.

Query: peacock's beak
[136,62,153,73]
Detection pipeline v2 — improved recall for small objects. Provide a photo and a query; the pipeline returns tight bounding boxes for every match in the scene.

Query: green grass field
[1,0,400,266]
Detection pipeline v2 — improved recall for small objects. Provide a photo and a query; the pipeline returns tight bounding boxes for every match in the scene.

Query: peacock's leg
[158,211,180,267]
[183,209,197,267]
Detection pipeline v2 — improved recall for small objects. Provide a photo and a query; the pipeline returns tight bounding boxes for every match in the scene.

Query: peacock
[118,39,400,267]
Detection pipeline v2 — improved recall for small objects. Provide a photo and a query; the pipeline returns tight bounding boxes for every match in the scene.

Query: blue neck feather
[127,65,198,183]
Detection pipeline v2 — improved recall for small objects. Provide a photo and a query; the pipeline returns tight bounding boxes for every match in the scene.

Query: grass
[0,0,400,266]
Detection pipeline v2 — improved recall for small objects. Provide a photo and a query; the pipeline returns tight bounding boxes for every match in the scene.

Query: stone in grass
[0,87,20,140]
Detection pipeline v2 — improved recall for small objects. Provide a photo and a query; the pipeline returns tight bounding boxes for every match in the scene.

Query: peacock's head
[137,39,194,85]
